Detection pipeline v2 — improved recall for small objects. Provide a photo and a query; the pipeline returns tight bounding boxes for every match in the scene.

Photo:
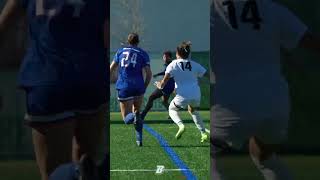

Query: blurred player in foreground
[211,0,320,179]
[49,154,108,180]
[141,50,175,120]
[0,0,108,179]
[155,41,209,142]
[110,33,152,146]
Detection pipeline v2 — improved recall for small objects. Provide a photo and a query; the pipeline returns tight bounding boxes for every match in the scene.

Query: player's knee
[149,94,158,101]
[249,137,274,161]
[169,102,179,111]
[189,110,197,115]
[188,106,198,114]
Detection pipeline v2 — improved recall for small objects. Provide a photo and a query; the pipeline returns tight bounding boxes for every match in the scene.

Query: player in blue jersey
[140,51,175,120]
[49,154,108,180]
[110,33,152,147]
[0,1,108,180]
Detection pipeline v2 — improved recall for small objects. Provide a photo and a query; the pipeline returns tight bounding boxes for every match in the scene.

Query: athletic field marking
[110,168,207,172]
[144,124,197,180]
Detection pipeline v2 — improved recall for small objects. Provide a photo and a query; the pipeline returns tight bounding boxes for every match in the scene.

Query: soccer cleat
[79,154,99,180]
[201,133,208,143]
[136,141,143,147]
[175,125,185,139]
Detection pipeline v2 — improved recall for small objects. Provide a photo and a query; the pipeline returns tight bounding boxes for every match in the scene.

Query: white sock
[169,101,184,127]
[190,111,205,133]
[251,154,293,180]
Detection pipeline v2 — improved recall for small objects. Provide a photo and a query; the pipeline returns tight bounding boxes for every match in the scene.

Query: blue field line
[144,124,197,180]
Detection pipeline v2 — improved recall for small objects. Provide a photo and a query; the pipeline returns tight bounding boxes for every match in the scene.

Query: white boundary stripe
[111,169,207,172]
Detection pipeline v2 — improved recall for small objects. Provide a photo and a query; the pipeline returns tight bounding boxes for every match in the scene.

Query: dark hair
[127,33,139,45]
[176,41,192,59]
[163,50,173,58]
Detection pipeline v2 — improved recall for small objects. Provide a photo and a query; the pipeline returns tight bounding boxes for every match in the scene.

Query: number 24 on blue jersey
[120,52,137,68]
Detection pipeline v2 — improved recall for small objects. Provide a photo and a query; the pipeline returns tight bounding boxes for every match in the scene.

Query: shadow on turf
[110,120,210,124]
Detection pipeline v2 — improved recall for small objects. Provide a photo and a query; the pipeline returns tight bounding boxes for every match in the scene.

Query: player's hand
[154,81,163,89]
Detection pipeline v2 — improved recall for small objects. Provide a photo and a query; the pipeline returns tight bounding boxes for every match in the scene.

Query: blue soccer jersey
[114,46,150,90]
[19,0,108,87]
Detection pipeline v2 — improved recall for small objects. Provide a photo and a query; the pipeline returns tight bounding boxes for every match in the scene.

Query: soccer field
[110,111,211,180]
[1,155,320,179]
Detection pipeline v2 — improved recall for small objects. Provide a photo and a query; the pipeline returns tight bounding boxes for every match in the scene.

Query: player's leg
[249,117,292,180]
[118,89,137,124]
[188,105,208,142]
[161,93,170,111]
[24,86,75,180]
[133,95,144,114]
[249,137,292,180]
[32,122,74,180]
[49,154,101,180]
[69,84,108,180]
[162,93,172,119]
[133,95,144,146]
[168,96,185,139]
[211,105,249,179]
[141,88,163,120]
[120,100,137,124]
[72,103,108,162]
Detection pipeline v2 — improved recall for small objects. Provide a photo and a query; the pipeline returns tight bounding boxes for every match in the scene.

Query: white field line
[110,169,208,172]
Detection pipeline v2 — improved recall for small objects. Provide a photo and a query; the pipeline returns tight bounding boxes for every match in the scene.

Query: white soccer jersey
[165,59,206,99]
[212,0,307,120]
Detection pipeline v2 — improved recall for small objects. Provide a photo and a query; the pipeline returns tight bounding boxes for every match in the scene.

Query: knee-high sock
[124,113,135,124]
[190,111,205,133]
[168,101,183,126]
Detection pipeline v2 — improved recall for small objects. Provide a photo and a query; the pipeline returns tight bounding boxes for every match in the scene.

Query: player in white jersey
[211,0,320,179]
[155,41,209,142]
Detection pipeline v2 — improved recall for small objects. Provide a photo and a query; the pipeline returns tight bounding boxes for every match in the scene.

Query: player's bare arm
[143,65,152,88]
[110,60,118,83]
[110,61,118,72]
[202,71,210,79]
[299,32,320,55]
[198,71,210,85]
[0,0,24,34]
